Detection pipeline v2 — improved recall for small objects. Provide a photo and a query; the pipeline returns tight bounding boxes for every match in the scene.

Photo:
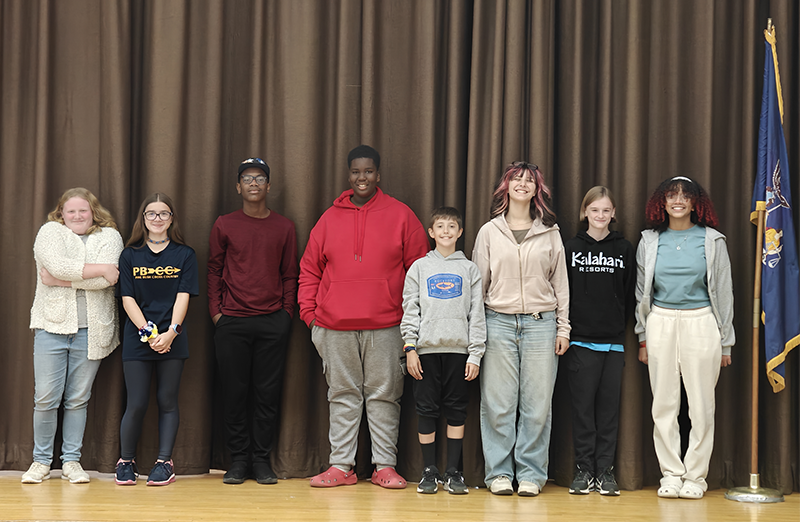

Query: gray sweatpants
[311,325,404,469]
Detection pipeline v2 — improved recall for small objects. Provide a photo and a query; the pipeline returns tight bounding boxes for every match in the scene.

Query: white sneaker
[489,476,513,495]
[21,462,51,484]
[62,461,90,483]
[518,480,540,496]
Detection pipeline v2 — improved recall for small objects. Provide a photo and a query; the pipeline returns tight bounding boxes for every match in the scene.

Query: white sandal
[657,483,680,498]
[679,482,704,499]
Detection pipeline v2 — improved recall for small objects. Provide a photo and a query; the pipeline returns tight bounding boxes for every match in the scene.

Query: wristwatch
[170,324,183,335]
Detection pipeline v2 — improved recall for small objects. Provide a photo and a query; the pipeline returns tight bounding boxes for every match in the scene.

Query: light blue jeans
[480,309,558,488]
[33,329,101,465]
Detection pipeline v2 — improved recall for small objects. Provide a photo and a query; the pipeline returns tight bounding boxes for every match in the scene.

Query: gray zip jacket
[634,226,735,355]
[401,249,486,366]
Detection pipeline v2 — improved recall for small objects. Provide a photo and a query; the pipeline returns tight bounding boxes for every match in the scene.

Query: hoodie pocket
[318,279,396,328]
[418,318,469,348]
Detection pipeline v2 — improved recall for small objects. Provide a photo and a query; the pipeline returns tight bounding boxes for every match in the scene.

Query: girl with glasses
[114,193,198,486]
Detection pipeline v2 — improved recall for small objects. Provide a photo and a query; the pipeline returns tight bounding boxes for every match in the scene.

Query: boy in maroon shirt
[208,157,298,485]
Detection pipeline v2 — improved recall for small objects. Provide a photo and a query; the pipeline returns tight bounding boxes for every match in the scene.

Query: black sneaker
[115,459,138,485]
[597,466,620,496]
[253,461,278,485]
[147,460,176,486]
[443,469,468,495]
[416,465,441,494]
[223,461,249,484]
[569,465,594,495]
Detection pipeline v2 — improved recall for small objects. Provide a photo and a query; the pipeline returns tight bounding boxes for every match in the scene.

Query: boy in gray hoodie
[401,207,486,495]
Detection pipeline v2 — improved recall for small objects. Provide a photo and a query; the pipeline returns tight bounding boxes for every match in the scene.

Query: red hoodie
[299,188,429,330]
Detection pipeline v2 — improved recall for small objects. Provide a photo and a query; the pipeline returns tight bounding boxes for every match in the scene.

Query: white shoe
[518,480,540,496]
[62,461,90,483]
[679,482,704,499]
[489,476,513,495]
[21,462,51,484]
[657,483,681,498]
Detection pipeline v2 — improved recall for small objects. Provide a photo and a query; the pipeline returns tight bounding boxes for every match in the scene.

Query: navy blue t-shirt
[118,242,199,361]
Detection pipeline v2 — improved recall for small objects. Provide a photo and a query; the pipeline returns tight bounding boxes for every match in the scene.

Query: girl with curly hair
[635,176,734,499]
[472,161,570,497]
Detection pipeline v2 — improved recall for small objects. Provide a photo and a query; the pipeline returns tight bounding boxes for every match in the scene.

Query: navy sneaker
[115,459,138,485]
[147,460,176,486]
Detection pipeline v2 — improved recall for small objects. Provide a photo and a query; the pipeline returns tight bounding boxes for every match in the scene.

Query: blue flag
[751,27,800,393]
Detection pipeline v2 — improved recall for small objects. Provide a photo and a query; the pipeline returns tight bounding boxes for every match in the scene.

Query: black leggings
[120,359,184,461]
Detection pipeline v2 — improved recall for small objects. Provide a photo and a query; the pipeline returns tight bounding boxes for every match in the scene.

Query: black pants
[120,359,185,461]
[214,311,291,463]
[567,345,624,472]
[412,352,470,430]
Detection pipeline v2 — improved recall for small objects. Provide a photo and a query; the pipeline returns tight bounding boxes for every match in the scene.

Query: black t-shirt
[118,242,199,361]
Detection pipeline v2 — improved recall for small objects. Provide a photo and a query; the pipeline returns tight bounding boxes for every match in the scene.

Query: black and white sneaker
[416,465,441,494]
[443,469,468,495]
[569,465,594,495]
[597,466,620,496]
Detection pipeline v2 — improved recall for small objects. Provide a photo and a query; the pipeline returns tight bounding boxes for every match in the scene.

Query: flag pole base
[725,474,784,503]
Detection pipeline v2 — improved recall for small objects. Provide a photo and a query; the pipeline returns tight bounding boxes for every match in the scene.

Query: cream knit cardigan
[29,221,124,360]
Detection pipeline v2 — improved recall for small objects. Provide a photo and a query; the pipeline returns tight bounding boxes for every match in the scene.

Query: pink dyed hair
[490,161,557,227]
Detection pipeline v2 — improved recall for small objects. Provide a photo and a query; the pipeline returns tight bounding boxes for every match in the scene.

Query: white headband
[671,176,693,182]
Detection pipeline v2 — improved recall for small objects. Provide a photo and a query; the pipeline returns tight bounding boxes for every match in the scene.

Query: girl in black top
[563,186,634,496]
[115,193,198,486]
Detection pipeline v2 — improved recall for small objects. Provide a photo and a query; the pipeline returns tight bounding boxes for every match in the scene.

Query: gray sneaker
[62,461,90,483]
[21,462,51,484]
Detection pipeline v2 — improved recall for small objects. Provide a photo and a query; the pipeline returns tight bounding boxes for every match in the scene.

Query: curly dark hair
[644,177,719,231]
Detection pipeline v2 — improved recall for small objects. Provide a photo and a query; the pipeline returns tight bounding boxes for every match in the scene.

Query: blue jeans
[33,329,101,465]
[480,309,558,488]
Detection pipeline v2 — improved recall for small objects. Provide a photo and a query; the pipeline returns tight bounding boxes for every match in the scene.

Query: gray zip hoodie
[634,226,735,354]
[401,249,486,366]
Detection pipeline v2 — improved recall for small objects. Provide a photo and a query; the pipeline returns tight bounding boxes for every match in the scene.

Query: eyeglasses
[240,175,268,185]
[144,211,173,221]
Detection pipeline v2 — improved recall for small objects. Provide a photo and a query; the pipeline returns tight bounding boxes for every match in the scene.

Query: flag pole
[724,18,785,505]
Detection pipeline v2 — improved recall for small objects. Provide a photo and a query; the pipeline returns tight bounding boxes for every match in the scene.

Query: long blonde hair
[47,188,117,234]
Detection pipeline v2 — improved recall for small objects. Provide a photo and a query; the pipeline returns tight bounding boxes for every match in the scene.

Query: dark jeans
[412,352,470,430]
[120,359,185,461]
[567,345,624,473]
[214,310,291,463]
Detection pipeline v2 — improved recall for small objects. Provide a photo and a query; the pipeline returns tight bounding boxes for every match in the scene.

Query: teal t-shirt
[653,225,710,309]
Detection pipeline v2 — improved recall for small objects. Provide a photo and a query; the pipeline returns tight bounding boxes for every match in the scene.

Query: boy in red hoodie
[299,145,429,488]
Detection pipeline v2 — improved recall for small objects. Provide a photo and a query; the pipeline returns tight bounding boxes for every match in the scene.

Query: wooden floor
[0,470,795,522]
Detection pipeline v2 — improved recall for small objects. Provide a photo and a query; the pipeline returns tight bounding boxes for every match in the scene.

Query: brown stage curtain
[1,0,797,493]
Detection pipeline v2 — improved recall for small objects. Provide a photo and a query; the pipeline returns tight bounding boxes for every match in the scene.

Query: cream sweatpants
[646,305,721,492]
